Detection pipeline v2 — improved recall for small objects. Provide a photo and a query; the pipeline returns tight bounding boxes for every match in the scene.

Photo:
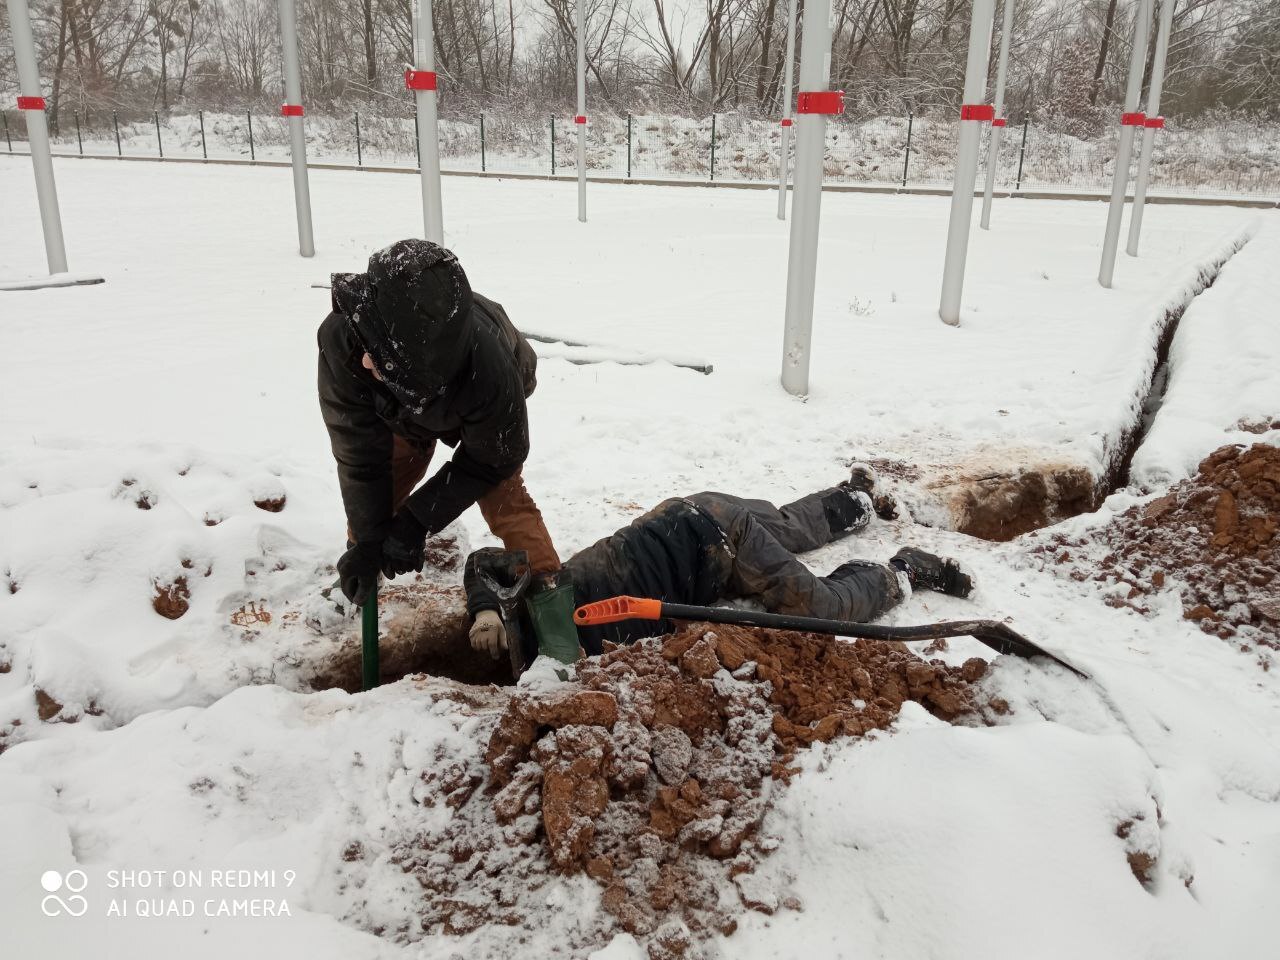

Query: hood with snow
[331,239,475,412]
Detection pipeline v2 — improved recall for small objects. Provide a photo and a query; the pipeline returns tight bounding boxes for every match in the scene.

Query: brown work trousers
[382,435,561,574]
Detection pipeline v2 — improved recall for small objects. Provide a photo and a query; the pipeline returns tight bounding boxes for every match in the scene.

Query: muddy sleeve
[317,323,396,544]
[400,368,529,536]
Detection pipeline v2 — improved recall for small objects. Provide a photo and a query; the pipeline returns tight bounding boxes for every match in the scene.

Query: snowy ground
[1,156,1278,957]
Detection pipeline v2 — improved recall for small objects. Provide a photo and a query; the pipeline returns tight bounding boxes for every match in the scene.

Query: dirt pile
[383,624,997,958]
[1034,443,1279,655]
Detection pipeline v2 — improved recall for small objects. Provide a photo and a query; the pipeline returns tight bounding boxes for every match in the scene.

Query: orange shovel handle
[574,596,663,626]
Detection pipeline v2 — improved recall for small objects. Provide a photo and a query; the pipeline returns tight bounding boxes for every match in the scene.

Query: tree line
[2,0,1276,133]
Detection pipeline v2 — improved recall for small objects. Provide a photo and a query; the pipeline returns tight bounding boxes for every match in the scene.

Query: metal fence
[3,107,1277,199]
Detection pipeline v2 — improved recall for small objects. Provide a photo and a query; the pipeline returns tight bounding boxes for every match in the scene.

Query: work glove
[469,609,508,659]
[336,541,383,606]
[381,510,428,579]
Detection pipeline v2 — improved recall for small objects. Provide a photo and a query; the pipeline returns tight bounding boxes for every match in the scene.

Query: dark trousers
[687,488,903,623]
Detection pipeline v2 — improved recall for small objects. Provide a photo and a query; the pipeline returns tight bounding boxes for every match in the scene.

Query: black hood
[331,240,475,413]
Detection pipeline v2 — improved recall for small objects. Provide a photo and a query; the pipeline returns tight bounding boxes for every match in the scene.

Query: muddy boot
[890,547,974,598]
[527,571,581,667]
[843,462,879,494]
[842,463,900,520]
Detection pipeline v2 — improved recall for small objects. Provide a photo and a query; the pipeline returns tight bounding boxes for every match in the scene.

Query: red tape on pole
[1145,116,1165,129]
[280,104,304,117]
[573,115,587,125]
[1121,112,1147,126]
[16,96,46,111]
[991,117,1007,127]
[960,103,995,122]
[404,70,437,91]
[780,118,793,127]
[795,91,845,115]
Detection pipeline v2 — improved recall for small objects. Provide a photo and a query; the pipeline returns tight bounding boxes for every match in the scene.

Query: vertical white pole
[277,0,314,257]
[1098,0,1153,287]
[575,0,587,222]
[980,0,1014,230]
[413,0,444,244]
[779,0,834,396]
[938,0,996,327]
[7,0,68,274]
[776,0,798,220]
[1126,0,1172,257]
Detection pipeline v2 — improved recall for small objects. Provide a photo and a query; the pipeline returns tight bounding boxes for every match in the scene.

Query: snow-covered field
[1,156,1278,958]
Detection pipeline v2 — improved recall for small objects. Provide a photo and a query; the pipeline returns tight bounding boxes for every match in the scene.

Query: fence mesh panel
[3,106,1277,200]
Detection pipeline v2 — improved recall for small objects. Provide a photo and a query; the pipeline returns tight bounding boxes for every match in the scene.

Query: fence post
[154,111,163,158]
[199,110,206,159]
[248,111,255,161]
[480,113,485,172]
[902,112,913,187]
[1015,117,1028,190]
[414,111,420,168]
[75,112,83,155]
[3,112,10,152]
[355,111,362,166]
[113,111,121,156]
[710,113,717,181]
[626,113,632,178]
[550,115,555,174]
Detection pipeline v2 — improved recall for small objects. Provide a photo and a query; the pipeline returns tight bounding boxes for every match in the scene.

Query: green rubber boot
[526,578,580,667]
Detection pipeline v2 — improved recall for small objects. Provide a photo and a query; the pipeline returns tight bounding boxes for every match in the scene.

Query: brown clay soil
[1030,443,1279,658]
[384,624,1002,957]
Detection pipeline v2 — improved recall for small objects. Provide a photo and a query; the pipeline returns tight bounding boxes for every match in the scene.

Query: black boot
[841,462,879,495]
[841,462,900,520]
[890,547,974,598]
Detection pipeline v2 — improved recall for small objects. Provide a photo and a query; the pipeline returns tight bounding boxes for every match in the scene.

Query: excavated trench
[922,230,1255,542]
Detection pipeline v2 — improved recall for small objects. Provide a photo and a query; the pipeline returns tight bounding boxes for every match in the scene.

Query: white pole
[412,0,444,243]
[776,0,798,220]
[575,0,587,222]
[7,0,68,274]
[938,0,996,327]
[979,0,1014,230]
[779,0,835,396]
[1098,0,1153,287]
[1126,0,1172,257]
[276,0,314,257]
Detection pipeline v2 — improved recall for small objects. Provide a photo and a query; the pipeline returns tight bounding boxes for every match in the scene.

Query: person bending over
[320,239,572,652]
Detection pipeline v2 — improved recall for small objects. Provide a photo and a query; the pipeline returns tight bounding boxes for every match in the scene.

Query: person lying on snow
[319,239,571,648]
[461,465,975,669]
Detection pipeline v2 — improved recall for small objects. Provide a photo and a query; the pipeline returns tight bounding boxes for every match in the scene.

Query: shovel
[362,581,379,691]
[574,596,1087,678]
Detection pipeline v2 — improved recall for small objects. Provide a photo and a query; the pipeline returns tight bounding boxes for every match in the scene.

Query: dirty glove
[469,609,507,659]
[336,542,382,606]
[381,510,427,579]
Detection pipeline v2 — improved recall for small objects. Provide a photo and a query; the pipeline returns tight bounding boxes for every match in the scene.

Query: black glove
[381,510,428,579]
[336,541,382,606]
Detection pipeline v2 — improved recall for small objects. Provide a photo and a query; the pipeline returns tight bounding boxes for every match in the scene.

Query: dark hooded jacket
[318,240,539,544]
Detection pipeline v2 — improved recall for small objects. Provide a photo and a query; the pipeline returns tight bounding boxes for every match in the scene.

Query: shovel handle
[574,595,663,625]
[361,581,379,691]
